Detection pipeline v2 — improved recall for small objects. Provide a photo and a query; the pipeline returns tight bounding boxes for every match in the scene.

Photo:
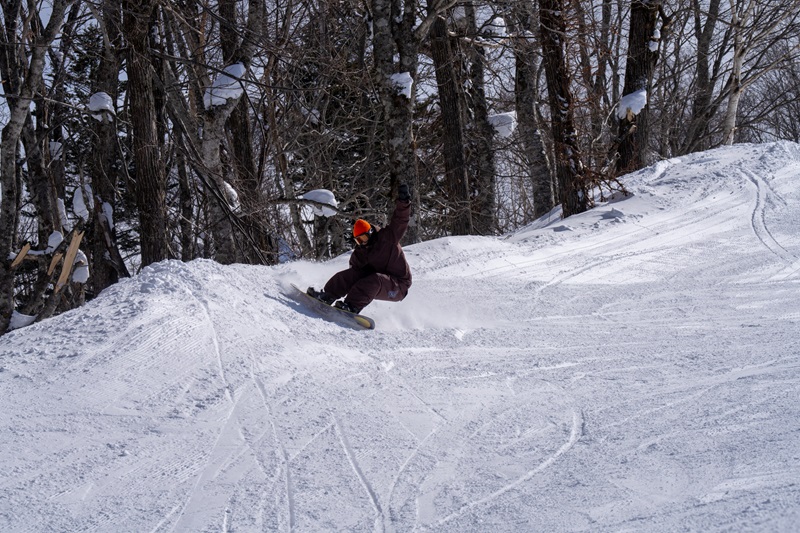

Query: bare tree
[88,0,130,294]
[463,4,497,235]
[508,2,554,218]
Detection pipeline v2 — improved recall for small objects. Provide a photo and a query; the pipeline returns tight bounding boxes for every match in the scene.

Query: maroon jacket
[349,199,412,292]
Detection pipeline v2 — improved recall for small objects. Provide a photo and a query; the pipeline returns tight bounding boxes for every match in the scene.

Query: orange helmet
[353,219,371,237]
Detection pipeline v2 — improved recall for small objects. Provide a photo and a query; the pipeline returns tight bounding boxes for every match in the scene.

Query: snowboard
[289,284,375,330]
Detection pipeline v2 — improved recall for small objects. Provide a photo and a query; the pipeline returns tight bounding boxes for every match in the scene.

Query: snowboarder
[308,184,413,314]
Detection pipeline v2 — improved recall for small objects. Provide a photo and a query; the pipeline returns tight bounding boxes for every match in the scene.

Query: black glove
[398,183,411,202]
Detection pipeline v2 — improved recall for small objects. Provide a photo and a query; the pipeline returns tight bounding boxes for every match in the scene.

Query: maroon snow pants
[324,268,408,309]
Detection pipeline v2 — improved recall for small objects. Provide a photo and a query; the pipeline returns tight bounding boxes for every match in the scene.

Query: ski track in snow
[2,143,800,532]
[429,408,584,530]
[743,168,796,266]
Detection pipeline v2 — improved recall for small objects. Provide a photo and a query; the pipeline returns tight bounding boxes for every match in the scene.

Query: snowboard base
[289,284,375,330]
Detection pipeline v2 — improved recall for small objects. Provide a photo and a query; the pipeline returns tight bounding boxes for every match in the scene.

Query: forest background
[1,0,799,335]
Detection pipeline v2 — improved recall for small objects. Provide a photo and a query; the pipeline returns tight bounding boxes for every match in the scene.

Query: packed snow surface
[2,143,800,531]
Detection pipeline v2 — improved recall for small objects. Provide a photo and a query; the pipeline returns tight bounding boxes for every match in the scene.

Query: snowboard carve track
[332,414,385,528]
[383,428,438,528]
[169,393,243,532]
[252,373,295,531]
[428,409,583,529]
[190,291,233,403]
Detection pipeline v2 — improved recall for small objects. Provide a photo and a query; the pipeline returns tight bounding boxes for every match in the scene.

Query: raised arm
[386,199,411,243]
[383,183,411,243]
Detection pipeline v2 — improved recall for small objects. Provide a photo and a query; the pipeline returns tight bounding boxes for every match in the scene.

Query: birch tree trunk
[721,0,752,145]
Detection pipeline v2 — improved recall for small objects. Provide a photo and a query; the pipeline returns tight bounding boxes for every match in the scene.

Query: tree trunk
[123,0,168,267]
[721,0,749,145]
[464,4,496,235]
[510,5,554,218]
[176,143,195,262]
[372,0,418,227]
[616,0,662,173]
[682,0,724,153]
[220,0,273,264]
[539,0,588,217]
[201,119,239,264]
[90,0,126,294]
[430,17,472,235]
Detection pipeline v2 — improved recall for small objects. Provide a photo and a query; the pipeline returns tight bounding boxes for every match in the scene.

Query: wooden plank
[55,231,84,293]
[10,242,32,269]
[47,252,64,276]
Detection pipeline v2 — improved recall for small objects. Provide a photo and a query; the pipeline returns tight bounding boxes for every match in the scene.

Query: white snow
[650,28,662,52]
[223,181,240,212]
[46,231,63,253]
[72,250,89,284]
[617,89,648,120]
[484,17,507,38]
[204,63,247,109]
[88,92,115,122]
[301,189,338,217]
[2,142,800,531]
[49,141,63,160]
[72,184,93,222]
[102,201,114,230]
[391,72,414,99]
[57,197,68,230]
[23,230,64,257]
[8,311,36,330]
[488,111,517,138]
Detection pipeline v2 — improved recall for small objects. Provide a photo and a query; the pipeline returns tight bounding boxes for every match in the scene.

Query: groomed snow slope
[2,143,800,532]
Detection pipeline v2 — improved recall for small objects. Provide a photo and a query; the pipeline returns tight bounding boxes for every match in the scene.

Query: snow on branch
[204,63,247,109]
[88,92,115,123]
[301,189,338,217]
